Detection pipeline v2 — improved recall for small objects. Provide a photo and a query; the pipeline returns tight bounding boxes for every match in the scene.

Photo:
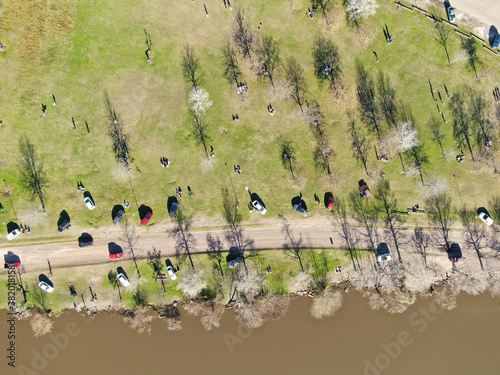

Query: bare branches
[181,44,202,89]
[221,39,243,86]
[461,38,481,80]
[348,119,370,175]
[428,117,446,157]
[457,205,487,270]
[349,190,379,254]
[281,216,305,271]
[188,87,212,117]
[346,0,379,25]
[206,234,225,277]
[18,137,48,212]
[232,8,254,60]
[426,193,454,252]
[284,57,307,111]
[312,34,342,90]
[450,91,475,160]
[147,248,163,275]
[171,209,196,269]
[331,198,360,270]
[104,92,131,164]
[256,34,280,87]
[377,71,398,126]
[120,219,141,277]
[433,22,451,64]
[356,60,381,136]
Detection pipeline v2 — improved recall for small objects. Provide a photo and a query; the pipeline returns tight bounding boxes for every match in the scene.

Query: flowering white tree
[188,87,212,117]
[395,121,419,153]
[176,268,207,298]
[346,0,379,24]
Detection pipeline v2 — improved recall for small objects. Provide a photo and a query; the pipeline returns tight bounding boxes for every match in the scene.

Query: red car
[326,195,335,210]
[4,262,20,269]
[109,252,123,260]
[141,212,153,225]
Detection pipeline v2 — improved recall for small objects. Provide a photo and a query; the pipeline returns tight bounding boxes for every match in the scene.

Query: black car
[58,218,71,232]
[78,233,93,247]
[113,210,125,225]
[169,202,179,218]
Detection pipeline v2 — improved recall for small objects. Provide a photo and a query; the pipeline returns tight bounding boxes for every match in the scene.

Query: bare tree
[348,119,370,175]
[120,219,141,277]
[461,38,481,80]
[18,137,48,212]
[469,89,494,151]
[281,216,305,271]
[458,205,487,270]
[346,0,379,25]
[104,92,131,164]
[284,57,307,112]
[191,113,211,159]
[356,60,381,136]
[303,100,325,137]
[221,39,243,86]
[206,234,224,277]
[181,44,202,89]
[313,138,333,176]
[331,198,360,270]
[349,190,379,254]
[428,117,446,157]
[375,179,404,263]
[108,270,121,300]
[177,268,207,298]
[377,71,398,126]
[172,209,196,269]
[312,34,342,90]
[147,248,164,275]
[411,227,431,268]
[232,8,254,60]
[426,193,454,252]
[279,137,297,179]
[450,91,475,160]
[405,143,429,185]
[221,188,257,266]
[434,22,451,64]
[310,288,343,319]
[395,120,419,171]
[257,34,280,88]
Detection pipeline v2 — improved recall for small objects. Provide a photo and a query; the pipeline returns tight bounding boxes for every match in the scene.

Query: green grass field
[0,0,499,238]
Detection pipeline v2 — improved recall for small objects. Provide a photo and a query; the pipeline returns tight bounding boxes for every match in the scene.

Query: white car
[118,273,130,287]
[167,265,177,280]
[251,200,267,214]
[478,212,494,226]
[6,228,21,240]
[38,281,54,293]
[84,196,95,210]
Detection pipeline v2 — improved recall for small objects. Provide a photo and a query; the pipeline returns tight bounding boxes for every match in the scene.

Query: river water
[2,292,500,375]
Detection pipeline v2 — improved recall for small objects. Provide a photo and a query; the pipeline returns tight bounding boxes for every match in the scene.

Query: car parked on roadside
[167,265,177,280]
[252,200,267,214]
[113,209,125,225]
[118,273,130,287]
[493,34,500,49]
[478,211,494,225]
[109,251,123,260]
[4,261,20,269]
[78,233,94,247]
[376,243,392,262]
[169,202,179,218]
[84,196,95,210]
[58,218,71,232]
[326,195,335,210]
[293,203,308,217]
[141,212,153,225]
[6,228,21,241]
[38,281,54,293]
[447,7,456,23]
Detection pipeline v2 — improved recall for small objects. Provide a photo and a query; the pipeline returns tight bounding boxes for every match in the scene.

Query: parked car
[252,200,267,214]
[109,251,123,260]
[141,212,153,225]
[326,195,335,210]
[118,273,130,287]
[167,265,177,280]
[493,34,500,49]
[359,184,371,197]
[448,243,465,263]
[113,210,125,225]
[38,281,54,293]
[58,218,71,232]
[293,203,308,217]
[447,7,456,23]
[169,202,179,218]
[478,211,494,225]
[6,228,21,241]
[84,196,95,210]
[376,243,392,262]
[78,233,94,247]
[4,261,20,269]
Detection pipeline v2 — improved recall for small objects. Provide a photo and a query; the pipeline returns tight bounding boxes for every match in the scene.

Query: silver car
[251,200,267,214]
[38,281,54,293]
[293,203,308,217]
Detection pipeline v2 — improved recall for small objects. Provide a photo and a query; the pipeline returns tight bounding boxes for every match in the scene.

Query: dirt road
[451,0,500,29]
[1,223,467,271]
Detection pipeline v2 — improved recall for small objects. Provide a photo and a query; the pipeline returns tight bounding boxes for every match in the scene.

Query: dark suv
[78,233,94,247]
